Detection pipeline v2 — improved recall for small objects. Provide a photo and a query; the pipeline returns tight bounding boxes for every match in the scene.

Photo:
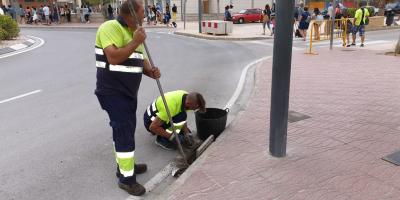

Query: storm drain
[288,111,311,123]
[382,151,400,166]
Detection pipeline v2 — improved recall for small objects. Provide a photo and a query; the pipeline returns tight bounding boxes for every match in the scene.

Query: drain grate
[288,111,311,123]
[382,150,400,166]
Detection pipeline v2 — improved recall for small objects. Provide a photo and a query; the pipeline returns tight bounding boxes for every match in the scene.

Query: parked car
[385,2,400,15]
[232,8,263,24]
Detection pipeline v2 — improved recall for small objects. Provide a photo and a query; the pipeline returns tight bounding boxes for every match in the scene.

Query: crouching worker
[144,90,206,150]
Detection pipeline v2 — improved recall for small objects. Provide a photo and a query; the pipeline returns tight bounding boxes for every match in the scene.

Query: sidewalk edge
[174,31,272,41]
[0,35,44,58]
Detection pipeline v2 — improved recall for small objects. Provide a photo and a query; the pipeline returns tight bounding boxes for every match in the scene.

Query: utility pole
[269,0,295,157]
[198,0,202,33]
[217,0,220,20]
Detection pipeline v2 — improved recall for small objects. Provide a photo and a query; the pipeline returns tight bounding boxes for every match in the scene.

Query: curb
[366,25,400,32]
[174,31,272,41]
[0,37,36,56]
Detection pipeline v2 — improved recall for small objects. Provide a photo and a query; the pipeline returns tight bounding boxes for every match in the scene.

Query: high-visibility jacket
[146,90,188,133]
[94,16,148,99]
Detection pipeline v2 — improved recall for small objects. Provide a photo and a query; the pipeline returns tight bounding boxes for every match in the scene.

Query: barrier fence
[304,18,349,54]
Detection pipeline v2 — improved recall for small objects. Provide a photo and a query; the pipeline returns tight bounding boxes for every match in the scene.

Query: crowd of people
[0,3,98,25]
[294,1,370,47]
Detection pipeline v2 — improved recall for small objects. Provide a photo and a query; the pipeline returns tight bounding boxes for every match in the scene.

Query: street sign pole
[269,0,295,157]
[184,0,187,29]
[198,0,202,33]
[330,0,337,50]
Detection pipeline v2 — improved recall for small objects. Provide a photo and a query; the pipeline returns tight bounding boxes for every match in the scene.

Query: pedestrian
[7,5,16,20]
[351,1,369,47]
[107,4,114,20]
[65,5,71,22]
[311,8,323,40]
[296,2,304,21]
[270,13,276,36]
[101,3,107,20]
[262,4,271,35]
[39,5,44,23]
[25,7,31,24]
[94,0,160,196]
[18,4,25,24]
[53,6,59,24]
[151,5,157,24]
[84,5,91,23]
[165,3,170,13]
[146,5,152,25]
[341,9,353,47]
[43,4,50,25]
[171,4,177,28]
[1,5,7,15]
[224,5,232,21]
[143,90,205,150]
[327,3,334,19]
[32,7,38,25]
[298,7,311,41]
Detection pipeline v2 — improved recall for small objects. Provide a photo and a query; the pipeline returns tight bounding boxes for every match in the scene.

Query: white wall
[186,0,272,15]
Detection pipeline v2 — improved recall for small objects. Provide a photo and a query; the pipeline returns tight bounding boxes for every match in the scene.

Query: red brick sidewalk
[161,48,400,200]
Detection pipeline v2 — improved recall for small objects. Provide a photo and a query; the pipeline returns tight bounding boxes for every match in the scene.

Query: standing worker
[351,1,369,47]
[94,0,161,196]
[143,90,206,150]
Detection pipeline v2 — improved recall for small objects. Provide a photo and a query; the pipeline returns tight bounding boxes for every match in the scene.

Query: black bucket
[195,108,229,141]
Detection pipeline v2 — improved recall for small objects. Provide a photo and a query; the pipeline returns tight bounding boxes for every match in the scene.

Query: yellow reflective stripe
[129,52,144,60]
[96,61,106,68]
[95,48,104,55]
[109,65,143,73]
[174,121,186,127]
[116,151,134,159]
[166,129,173,134]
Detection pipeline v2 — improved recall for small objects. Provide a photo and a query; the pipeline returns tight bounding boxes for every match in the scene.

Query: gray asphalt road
[0,28,270,200]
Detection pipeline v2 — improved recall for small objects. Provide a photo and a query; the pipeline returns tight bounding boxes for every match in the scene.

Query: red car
[232,9,263,24]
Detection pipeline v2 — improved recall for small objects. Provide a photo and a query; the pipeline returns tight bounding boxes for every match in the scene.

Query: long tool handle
[126,1,188,165]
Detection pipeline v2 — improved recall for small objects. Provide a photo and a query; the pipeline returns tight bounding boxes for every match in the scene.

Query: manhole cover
[288,111,311,123]
[382,150,400,166]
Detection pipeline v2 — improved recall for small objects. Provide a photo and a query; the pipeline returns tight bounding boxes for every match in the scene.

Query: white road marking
[27,39,35,43]
[126,162,177,200]
[0,36,45,59]
[0,90,42,104]
[9,43,27,50]
[224,56,272,109]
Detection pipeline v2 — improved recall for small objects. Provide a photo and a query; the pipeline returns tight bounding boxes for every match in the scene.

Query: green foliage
[0,15,20,40]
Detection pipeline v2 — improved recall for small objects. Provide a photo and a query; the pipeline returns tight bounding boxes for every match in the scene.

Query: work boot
[135,164,147,174]
[118,182,146,196]
[155,136,176,150]
[116,164,148,178]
